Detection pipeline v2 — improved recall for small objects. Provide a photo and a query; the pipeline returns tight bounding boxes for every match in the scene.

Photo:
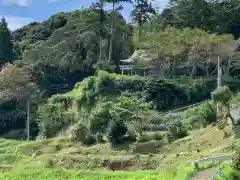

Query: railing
[192,155,232,165]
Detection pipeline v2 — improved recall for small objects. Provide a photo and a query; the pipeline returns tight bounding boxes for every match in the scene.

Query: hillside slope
[36,70,215,138]
[0,126,233,173]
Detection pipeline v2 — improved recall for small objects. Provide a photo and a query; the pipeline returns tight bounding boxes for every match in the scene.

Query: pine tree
[0,17,14,66]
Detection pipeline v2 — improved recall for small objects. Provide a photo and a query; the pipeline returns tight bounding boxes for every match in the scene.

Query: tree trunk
[191,64,196,79]
[226,104,235,127]
[108,3,115,63]
[222,65,231,81]
[99,0,104,62]
[138,4,143,43]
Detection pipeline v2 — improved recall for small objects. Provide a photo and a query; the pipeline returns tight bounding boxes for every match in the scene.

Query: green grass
[0,126,234,170]
[213,164,240,180]
[0,167,195,180]
[0,126,234,179]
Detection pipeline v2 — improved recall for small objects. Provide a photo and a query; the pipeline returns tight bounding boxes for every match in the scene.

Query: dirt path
[191,167,216,180]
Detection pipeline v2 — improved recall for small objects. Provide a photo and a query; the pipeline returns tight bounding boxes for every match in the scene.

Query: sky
[0,0,169,30]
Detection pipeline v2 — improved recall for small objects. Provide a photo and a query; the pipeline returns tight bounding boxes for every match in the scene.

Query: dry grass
[0,126,234,171]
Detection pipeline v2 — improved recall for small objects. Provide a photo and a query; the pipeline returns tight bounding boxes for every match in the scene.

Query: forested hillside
[12,8,134,92]
[1,0,240,179]
[1,0,240,139]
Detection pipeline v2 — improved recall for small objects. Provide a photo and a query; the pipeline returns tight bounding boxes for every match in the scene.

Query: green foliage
[96,132,105,143]
[232,150,240,170]
[87,91,152,133]
[0,17,14,65]
[182,102,216,129]
[215,165,240,180]
[82,133,97,146]
[163,0,240,39]
[131,0,156,40]
[0,64,39,137]
[68,124,97,145]
[6,8,134,107]
[106,120,127,145]
[0,168,192,180]
[3,3,239,139]
[130,140,163,154]
[137,134,151,142]
[43,158,54,168]
[0,101,26,135]
[68,124,89,142]
[212,86,233,104]
[167,120,188,143]
[134,26,235,79]
[137,132,163,142]
[152,132,163,141]
[232,141,240,170]
[37,71,215,138]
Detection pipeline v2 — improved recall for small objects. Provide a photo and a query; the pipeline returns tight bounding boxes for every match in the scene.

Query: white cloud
[0,0,31,6]
[1,15,35,30]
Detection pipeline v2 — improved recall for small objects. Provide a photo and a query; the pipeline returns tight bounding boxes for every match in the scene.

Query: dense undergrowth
[37,70,215,139]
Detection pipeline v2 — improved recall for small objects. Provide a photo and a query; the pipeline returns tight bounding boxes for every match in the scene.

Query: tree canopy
[0,3,240,139]
[0,17,14,65]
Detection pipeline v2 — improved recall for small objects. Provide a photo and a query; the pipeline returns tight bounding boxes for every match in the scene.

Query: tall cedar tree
[90,0,105,62]
[104,0,132,62]
[0,17,14,66]
[131,0,156,41]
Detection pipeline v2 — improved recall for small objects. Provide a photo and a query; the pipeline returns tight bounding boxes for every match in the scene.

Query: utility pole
[217,56,222,88]
[217,55,222,118]
[27,99,30,141]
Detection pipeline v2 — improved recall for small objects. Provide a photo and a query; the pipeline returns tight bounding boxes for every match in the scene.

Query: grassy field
[0,167,196,180]
[0,169,188,180]
[0,126,234,179]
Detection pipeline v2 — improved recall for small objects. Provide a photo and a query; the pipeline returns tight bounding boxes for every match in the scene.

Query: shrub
[167,120,188,143]
[37,71,216,137]
[107,120,127,146]
[82,133,97,146]
[152,132,163,141]
[137,132,163,142]
[96,132,105,143]
[138,134,151,143]
[130,141,162,154]
[122,133,137,143]
[88,92,153,133]
[68,124,88,142]
[182,102,216,129]
[161,113,182,126]
[44,158,54,168]
[232,142,240,170]
[211,86,233,104]
[232,151,240,170]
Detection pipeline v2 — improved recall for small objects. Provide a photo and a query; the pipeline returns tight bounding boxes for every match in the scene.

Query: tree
[134,25,236,78]
[211,86,235,136]
[0,17,14,66]
[104,0,132,63]
[131,0,156,41]
[0,63,39,137]
[107,120,127,146]
[90,0,106,63]
[134,27,185,78]
[99,0,105,63]
[0,63,38,103]
[164,0,240,39]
